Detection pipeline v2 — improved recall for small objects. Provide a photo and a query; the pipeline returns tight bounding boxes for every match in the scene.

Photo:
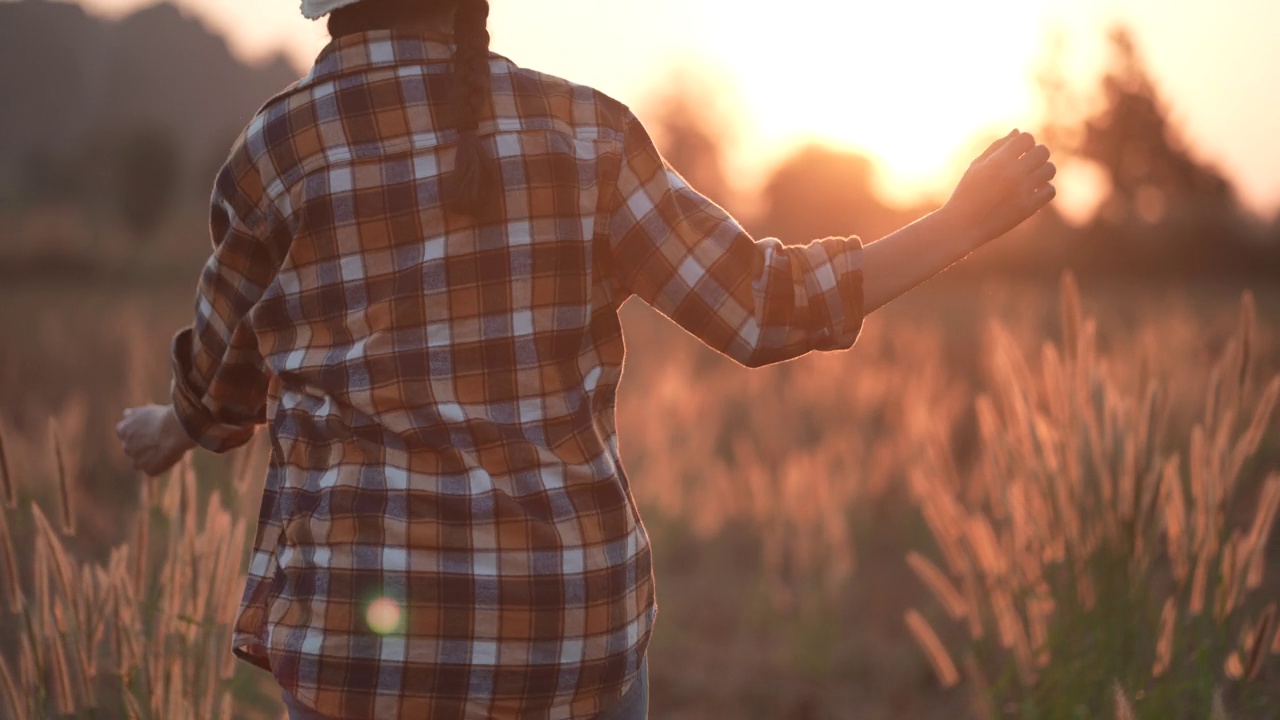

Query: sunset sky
[69,0,1280,221]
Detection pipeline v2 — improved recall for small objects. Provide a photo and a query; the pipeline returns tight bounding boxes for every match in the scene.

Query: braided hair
[328,0,497,218]
[444,0,496,217]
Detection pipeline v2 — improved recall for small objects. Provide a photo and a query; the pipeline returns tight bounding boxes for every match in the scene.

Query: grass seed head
[904,609,960,688]
[1059,271,1082,363]
[906,551,968,621]
[1243,603,1274,682]
[46,632,77,715]
[1224,651,1244,680]
[0,418,14,509]
[1152,597,1176,678]
[0,653,25,720]
[1112,682,1136,720]
[0,503,22,613]
[48,420,75,536]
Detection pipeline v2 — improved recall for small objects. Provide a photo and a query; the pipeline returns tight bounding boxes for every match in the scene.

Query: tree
[1081,28,1236,229]
[111,126,180,240]
[644,70,736,212]
[19,147,85,206]
[756,145,909,245]
[642,70,913,246]
[1037,27,1257,275]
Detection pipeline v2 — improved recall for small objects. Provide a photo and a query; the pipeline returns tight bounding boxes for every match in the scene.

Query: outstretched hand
[115,404,196,476]
[945,129,1057,248]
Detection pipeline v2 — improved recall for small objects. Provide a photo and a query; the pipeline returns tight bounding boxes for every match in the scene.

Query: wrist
[164,404,198,451]
[934,203,986,255]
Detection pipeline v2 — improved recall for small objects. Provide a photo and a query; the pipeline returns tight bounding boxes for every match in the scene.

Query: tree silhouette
[1033,26,1261,275]
[19,148,84,205]
[756,145,908,244]
[1080,28,1236,230]
[645,71,735,212]
[111,126,180,240]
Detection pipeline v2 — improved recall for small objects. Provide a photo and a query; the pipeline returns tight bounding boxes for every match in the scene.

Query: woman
[116,0,1056,717]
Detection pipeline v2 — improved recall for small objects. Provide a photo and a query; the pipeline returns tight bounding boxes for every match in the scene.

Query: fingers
[115,410,149,470]
[1017,144,1051,174]
[116,406,140,435]
[1028,161,1057,188]
[974,129,1019,164]
[115,415,137,448]
[1028,182,1057,211]
[129,453,148,473]
[991,131,1037,166]
[122,443,165,475]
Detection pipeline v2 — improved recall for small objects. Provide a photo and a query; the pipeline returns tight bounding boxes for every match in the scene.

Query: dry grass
[0,422,262,719]
[907,275,1278,718]
[0,275,1276,719]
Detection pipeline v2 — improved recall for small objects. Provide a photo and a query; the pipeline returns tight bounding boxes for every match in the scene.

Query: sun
[688,0,1053,204]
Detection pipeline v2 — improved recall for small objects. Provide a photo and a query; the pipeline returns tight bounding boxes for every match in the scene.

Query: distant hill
[0,0,301,196]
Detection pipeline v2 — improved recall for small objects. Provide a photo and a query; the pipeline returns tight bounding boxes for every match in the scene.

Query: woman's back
[248,31,636,467]
[213,30,659,719]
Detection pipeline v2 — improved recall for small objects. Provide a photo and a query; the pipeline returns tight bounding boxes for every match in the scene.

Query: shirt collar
[301,30,473,87]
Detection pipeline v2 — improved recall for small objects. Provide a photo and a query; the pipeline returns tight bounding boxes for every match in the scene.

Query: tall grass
[0,278,1275,718]
[907,275,1279,719]
[0,419,261,719]
[623,316,964,612]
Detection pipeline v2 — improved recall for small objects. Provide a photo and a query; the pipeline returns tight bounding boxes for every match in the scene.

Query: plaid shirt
[170,30,864,720]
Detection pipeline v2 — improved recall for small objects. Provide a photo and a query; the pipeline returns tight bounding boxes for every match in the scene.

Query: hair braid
[445,0,497,217]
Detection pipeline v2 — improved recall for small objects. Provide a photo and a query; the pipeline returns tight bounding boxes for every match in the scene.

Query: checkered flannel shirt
[170,30,865,720]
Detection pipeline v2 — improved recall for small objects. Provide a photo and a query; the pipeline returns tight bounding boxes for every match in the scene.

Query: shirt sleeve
[171,144,284,453]
[604,112,865,368]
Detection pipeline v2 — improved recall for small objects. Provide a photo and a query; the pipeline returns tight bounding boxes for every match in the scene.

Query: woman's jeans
[282,660,649,720]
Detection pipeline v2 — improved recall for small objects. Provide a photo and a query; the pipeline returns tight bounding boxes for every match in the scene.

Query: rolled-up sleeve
[171,144,283,452]
[604,112,864,368]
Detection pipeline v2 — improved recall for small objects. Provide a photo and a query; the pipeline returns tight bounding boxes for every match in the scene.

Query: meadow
[0,270,1277,719]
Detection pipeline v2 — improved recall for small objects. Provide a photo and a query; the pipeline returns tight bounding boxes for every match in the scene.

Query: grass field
[1,270,1277,719]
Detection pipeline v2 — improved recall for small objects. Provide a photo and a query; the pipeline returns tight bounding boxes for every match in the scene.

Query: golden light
[366,596,403,635]
[690,0,1056,204]
[68,0,1280,217]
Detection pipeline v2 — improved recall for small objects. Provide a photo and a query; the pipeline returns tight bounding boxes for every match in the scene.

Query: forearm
[860,206,980,314]
[171,325,268,453]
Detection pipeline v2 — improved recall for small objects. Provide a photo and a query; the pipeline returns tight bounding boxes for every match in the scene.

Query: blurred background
[4,0,1280,279]
[0,1,1277,719]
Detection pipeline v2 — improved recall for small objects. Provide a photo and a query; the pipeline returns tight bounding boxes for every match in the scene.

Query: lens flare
[366,597,402,635]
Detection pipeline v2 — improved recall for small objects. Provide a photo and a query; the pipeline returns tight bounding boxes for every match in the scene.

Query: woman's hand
[115,404,197,476]
[860,131,1057,313]
[943,129,1057,250]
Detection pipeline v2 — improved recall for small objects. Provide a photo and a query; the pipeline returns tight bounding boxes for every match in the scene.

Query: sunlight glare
[63,0,1280,216]
[692,0,1054,202]
[366,596,403,635]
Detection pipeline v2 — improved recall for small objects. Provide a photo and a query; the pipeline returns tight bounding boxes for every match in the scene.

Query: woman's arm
[862,130,1056,313]
[117,139,284,476]
[607,113,865,368]
[605,115,1054,368]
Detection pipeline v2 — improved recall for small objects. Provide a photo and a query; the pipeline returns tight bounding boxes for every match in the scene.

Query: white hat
[301,0,364,20]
